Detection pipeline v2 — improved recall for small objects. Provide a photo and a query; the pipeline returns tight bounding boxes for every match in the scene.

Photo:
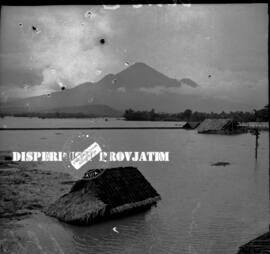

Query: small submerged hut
[182,121,200,130]
[237,231,270,254]
[197,119,245,134]
[45,167,161,224]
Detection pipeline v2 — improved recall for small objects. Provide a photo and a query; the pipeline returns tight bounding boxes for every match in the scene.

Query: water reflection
[65,211,157,254]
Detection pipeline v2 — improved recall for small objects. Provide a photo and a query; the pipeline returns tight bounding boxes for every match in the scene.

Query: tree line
[0,105,268,122]
[124,105,269,122]
[0,112,98,119]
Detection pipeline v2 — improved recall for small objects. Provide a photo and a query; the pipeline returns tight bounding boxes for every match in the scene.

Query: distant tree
[122,107,268,122]
[149,109,156,121]
[124,109,134,120]
[182,109,192,121]
[255,105,269,121]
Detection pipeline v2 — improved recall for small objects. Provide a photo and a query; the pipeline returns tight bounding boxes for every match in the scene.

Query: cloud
[179,78,200,88]
[103,5,121,10]
[0,5,267,110]
[117,87,126,93]
[138,86,167,95]
[0,83,52,99]
[133,5,143,9]
[31,7,119,86]
[1,6,122,98]
[138,77,200,95]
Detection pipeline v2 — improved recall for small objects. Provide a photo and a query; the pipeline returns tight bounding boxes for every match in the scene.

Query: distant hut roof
[237,231,270,254]
[182,121,200,129]
[45,167,161,224]
[197,119,238,133]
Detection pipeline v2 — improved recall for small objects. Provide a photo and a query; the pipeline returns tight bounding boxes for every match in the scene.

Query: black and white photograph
[0,3,269,254]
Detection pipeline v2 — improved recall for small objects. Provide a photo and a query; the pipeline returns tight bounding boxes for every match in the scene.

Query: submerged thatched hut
[197,119,245,134]
[182,121,200,130]
[45,167,161,224]
[237,231,270,254]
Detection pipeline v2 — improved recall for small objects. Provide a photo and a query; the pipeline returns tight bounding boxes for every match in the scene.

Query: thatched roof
[45,167,161,224]
[237,231,270,254]
[182,121,200,129]
[197,119,238,133]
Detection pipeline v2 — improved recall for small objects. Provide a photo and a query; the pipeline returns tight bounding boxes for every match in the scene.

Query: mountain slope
[0,62,247,114]
[0,62,183,113]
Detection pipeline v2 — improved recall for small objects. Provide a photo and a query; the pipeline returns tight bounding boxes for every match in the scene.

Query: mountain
[0,62,247,115]
[0,102,122,117]
[41,105,122,117]
[105,62,182,89]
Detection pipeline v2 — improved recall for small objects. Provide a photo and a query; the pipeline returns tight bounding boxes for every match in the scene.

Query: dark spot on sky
[47,94,51,97]
[100,38,105,45]
[19,23,23,27]
[31,26,41,34]
[208,74,212,78]
[61,86,66,91]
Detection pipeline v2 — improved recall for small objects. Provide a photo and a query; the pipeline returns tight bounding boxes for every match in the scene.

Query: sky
[0,4,268,110]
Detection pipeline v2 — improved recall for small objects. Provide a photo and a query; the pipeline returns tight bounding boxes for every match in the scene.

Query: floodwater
[0,117,269,254]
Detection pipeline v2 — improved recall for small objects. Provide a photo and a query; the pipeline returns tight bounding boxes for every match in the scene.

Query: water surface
[0,117,268,254]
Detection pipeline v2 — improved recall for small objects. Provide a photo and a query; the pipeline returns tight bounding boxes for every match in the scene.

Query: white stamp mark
[71,142,102,170]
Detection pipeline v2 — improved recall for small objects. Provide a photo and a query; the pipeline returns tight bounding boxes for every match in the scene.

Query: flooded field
[0,117,269,254]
